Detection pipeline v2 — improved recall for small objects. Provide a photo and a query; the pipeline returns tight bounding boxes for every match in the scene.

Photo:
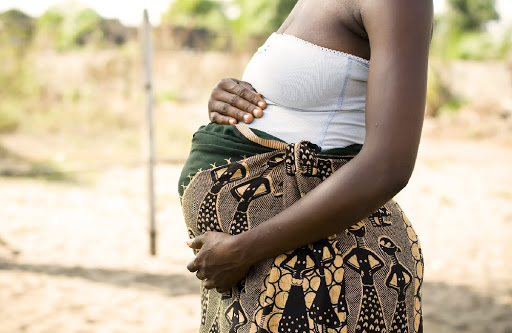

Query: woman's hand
[186,232,253,293]
[208,78,266,125]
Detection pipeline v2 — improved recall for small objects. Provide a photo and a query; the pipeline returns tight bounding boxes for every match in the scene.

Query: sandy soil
[1,137,512,333]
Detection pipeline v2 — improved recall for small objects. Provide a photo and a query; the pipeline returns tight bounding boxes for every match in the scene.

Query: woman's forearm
[237,147,412,265]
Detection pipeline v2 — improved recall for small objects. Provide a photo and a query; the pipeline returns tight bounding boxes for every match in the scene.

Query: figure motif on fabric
[197,162,248,233]
[229,153,285,235]
[250,237,349,333]
[343,222,387,333]
[368,207,392,227]
[379,236,413,333]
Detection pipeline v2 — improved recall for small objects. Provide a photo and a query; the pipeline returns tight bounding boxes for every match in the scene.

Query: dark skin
[189,0,433,293]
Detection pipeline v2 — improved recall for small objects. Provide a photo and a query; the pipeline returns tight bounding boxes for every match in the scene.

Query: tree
[446,0,499,32]
[36,4,103,50]
[161,0,227,30]
[430,0,503,60]
[229,0,297,37]
[0,9,35,56]
[161,0,298,47]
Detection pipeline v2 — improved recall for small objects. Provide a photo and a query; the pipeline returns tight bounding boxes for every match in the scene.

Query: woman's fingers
[203,279,216,290]
[186,258,197,273]
[195,271,207,281]
[220,78,265,108]
[209,100,255,124]
[187,234,205,250]
[187,231,250,292]
[208,78,266,124]
[203,279,230,293]
[209,111,238,125]
[236,80,267,111]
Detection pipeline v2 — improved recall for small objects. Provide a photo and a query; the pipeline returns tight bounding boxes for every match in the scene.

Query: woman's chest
[282,0,370,61]
[242,33,369,111]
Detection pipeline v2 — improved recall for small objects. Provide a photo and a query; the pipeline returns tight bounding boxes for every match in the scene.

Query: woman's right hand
[208,78,266,125]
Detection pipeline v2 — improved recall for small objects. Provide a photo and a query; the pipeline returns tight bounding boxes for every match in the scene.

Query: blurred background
[0,0,511,332]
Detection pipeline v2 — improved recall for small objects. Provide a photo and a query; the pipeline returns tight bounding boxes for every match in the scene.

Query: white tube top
[242,33,369,150]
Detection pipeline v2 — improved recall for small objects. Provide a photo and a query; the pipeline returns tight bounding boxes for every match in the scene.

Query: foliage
[60,7,102,47]
[426,66,446,117]
[0,62,44,133]
[438,97,468,114]
[0,9,35,57]
[229,0,296,38]
[430,0,508,60]
[161,0,227,30]
[161,0,298,48]
[36,4,103,51]
[0,10,40,132]
[497,26,512,61]
[431,27,505,60]
[445,0,499,32]
[426,64,470,117]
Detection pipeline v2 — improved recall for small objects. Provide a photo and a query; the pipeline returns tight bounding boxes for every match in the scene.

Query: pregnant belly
[246,103,366,150]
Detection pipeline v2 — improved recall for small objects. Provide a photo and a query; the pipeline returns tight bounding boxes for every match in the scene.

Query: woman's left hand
[186,232,253,293]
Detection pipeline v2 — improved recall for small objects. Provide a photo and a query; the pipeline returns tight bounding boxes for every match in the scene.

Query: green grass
[430,28,512,61]
[439,97,468,114]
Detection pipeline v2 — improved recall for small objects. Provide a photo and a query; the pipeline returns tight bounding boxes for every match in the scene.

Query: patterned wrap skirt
[179,123,424,333]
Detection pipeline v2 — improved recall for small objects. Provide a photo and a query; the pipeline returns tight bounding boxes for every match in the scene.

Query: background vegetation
[430,0,511,60]
[0,0,510,174]
[161,0,297,47]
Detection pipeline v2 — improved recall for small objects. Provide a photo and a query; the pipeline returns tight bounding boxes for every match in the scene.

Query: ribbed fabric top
[242,33,369,150]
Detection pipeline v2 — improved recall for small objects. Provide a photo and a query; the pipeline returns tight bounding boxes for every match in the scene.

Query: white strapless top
[242,33,369,150]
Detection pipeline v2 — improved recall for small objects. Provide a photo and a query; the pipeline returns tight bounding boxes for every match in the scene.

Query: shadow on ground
[1,259,512,332]
[0,144,73,182]
[0,260,199,297]
[423,282,512,333]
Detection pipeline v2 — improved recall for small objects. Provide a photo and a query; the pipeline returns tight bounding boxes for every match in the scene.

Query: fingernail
[253,108,262,117]
[187,239,193,247]
[258,101,265,108]
[243,114,251,122]
[229,118,236,125]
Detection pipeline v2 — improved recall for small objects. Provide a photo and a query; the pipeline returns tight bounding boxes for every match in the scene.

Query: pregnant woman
[179,0,432,332]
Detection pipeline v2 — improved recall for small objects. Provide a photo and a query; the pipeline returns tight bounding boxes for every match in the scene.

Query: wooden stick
[142,9,157,256]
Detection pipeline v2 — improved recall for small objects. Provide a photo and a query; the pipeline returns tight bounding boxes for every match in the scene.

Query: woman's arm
[188,0,433,292]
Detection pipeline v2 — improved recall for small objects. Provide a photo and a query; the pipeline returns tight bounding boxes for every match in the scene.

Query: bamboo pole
[142,9,157,256]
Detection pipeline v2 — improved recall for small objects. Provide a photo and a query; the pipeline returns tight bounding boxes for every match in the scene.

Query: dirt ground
[1,134,512,333]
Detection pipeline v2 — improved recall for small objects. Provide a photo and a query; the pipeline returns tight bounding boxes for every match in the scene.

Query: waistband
[178,123,362,197]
